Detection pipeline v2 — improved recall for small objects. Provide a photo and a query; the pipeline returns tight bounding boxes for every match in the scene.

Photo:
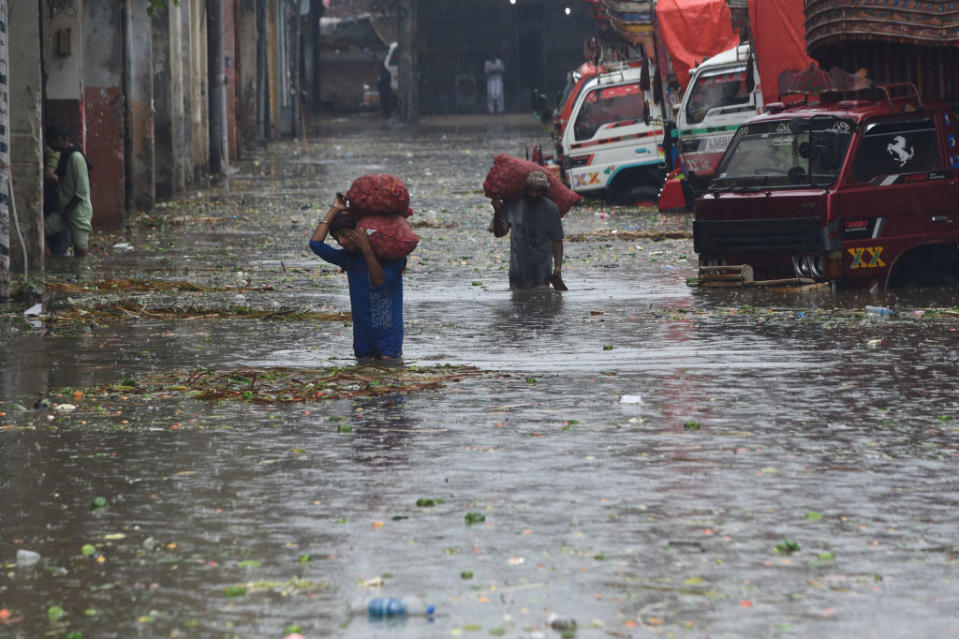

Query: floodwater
[2,114,959,639]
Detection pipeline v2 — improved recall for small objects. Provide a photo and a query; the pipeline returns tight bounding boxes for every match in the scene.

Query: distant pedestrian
[490,171,567,290]
[43,133,70,255]
[378,64,394,118]
[485,54,506,114]
[309,194,406,360]
[44,126,93,258]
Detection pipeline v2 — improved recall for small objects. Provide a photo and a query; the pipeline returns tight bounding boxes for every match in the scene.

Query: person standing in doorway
[43,131,71,255]
[44,126,93,258]
[490,171,567,290]
[378,64,395,118]
[485,53,506,114]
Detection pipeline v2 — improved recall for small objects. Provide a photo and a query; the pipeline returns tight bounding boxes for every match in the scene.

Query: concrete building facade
[130,0,156,212]
[1,0,13,295]
[6,0,44,285]
[82,0,126,229]
[1,0,305,299]
[3,0,588,298]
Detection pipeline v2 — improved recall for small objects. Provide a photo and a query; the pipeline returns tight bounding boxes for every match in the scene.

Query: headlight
[809,256,826,278]
[701,256,727,267]
[792,255,825,279]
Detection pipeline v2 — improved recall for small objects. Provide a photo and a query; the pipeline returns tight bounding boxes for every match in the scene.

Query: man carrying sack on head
[490,171,567,291]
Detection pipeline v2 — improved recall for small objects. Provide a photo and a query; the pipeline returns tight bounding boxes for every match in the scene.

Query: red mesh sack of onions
[346,174,413,217]
[356,214,420,261]
[482,154,581,216]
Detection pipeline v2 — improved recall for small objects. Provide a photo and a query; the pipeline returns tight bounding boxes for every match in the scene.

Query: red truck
[694,83,959,288]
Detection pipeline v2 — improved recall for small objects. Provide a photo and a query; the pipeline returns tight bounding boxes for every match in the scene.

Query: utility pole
[257,0,270,139]
[122,0,135,216]
[398,0,417,123]
[208,0,226,174]
[291,0,301,137]
[310,0,324,113]
[0,0,9,298]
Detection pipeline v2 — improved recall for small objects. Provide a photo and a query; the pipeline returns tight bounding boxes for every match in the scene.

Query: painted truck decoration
[694,84,959,288]
[560,60,667,203]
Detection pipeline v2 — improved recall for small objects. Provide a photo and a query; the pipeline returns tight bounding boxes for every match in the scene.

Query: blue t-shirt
[309,240,406,358]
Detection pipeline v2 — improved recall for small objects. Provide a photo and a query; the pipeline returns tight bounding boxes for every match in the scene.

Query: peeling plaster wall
[156,1,195,198]
[83,0,126,230]
[43,0,85,143]
[1,0,11,295]
[224,0,238,160]
[275,0,293,135]
[9,0,44,277]
[131,2,155,211]
[179,0,194,189]
[190,0,209,181]
[152,5,175,199]
[237,0,258,151]
[268,0,279,132]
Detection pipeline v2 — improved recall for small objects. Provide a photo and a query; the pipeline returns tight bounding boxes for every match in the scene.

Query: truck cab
[694,84,959,288]
[561,60,667,204]
[677,44,760,196]
[553,62,598,145]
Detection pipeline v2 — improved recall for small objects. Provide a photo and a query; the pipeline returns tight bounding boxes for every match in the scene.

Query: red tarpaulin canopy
[748,0,814,105]
[655,0,740,90]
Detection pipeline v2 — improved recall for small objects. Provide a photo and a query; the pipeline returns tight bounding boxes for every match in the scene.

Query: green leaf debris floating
[465,512,486,525]
[775,540,801,554]
[45,365,485,405]
[45,302,351,328]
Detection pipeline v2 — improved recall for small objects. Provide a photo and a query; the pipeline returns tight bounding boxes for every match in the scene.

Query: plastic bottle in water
[865,305,894,316]
[548,612,577,631]
[350,596,435,618]
[16,549,41,567]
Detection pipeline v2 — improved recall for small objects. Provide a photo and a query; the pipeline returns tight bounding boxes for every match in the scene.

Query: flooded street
[2,114,959,638]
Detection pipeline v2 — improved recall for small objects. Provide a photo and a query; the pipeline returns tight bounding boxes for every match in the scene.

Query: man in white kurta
[484,56,505,114]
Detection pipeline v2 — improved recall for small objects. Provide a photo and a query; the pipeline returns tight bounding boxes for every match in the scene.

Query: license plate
[706,134,733,151]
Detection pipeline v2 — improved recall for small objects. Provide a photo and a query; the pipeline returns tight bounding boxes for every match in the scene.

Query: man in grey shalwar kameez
[490,171,567,291]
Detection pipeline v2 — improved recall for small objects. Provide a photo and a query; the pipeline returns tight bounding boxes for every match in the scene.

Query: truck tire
[605,168,665,206]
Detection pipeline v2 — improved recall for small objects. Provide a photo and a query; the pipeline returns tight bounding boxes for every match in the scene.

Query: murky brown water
[2,114,959,638]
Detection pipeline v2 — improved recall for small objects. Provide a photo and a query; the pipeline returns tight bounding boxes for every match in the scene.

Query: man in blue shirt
[309,194,406,359]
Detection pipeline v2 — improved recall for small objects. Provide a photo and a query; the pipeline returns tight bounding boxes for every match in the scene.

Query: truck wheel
[606,184,660,206]
[888,244,959,288]
[605,169,665,206]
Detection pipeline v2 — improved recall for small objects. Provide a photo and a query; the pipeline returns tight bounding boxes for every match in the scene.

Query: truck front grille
[694,217,823,254]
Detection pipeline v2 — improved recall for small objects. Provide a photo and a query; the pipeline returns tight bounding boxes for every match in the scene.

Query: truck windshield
[684,67,749,125]
[710,118,854,189]
[573,83,646,141]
